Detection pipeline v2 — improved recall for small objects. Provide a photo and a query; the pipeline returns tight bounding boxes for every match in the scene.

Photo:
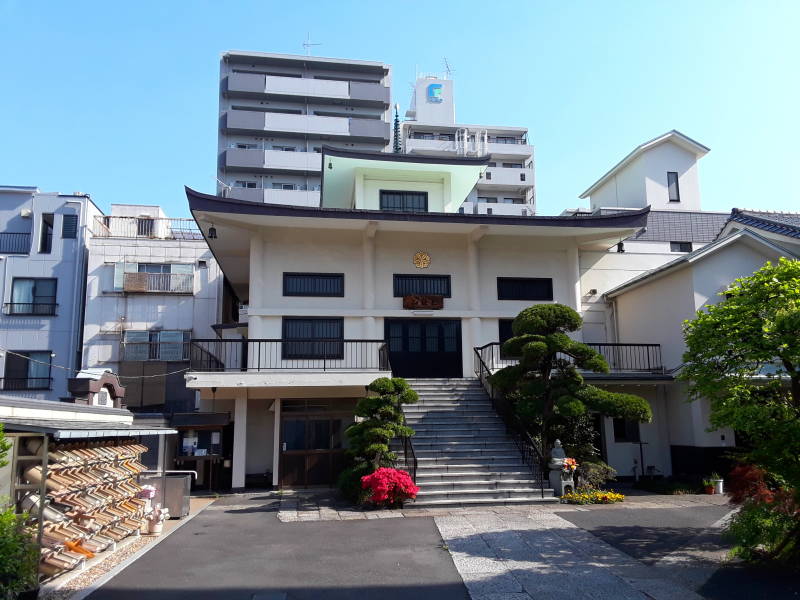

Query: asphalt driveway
[87,495,468,600]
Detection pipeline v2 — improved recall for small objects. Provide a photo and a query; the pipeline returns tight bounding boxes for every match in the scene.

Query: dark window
[3,351,52,390]
[283,273,344,297]
[282,318,344,360]
[393,275,451,298]
[379,190,428,213]
[487,162,497,167]
[613,418,641,443]
[62,214,78,239]
[477,197,498,204]
[520,173,526,181]
[39,213,53,253]
[7,278,57,315]
[498,319,514,345]
[670,241,693,253]
[502,163,524,168]
[485,172,492,180]
[497,277,553,301]
[667,172,680,202]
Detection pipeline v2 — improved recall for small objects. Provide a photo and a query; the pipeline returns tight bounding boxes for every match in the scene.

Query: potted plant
[702,477,715,494]
[710,472,724,495]
[146,505,170,535]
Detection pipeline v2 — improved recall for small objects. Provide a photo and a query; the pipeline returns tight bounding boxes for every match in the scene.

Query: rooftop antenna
[302,33,321,56]
[443,57,455,79]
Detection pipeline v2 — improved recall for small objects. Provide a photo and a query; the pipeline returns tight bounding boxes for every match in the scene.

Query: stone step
[418,479,542,492]
[407,433,509,442]
[404,417,502,426]
[416,470,537,482]
[408,495,559,508]
[416,462,530,473]
[416,456,525,466]
[416,487,550,501]
[405,402,494,410]
[410,441,519,451]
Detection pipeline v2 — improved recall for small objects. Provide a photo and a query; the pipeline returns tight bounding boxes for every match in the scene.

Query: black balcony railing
[1,377,53,390]
[476,342,664,374]
[3,303,58,316]
[0,232,32,254]
[189,339,390,372]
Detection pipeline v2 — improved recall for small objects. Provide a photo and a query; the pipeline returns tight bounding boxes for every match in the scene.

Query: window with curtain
[122,330,190,361]
[667,172,681,202]
[2,351,51,390]
[9,278,57,315]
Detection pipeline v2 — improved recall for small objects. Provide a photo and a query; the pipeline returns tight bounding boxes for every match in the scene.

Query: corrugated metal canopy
[0,417,176,439]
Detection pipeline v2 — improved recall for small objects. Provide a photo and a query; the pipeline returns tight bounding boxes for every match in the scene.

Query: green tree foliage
[682,258,800,564]
[681,258,800,489]
[490,304,651,456]
[337,377,418,502]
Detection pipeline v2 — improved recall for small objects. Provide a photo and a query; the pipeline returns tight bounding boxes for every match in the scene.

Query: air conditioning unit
[20,208,32,218]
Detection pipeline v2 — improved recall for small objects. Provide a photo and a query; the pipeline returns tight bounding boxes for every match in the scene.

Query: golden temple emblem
[413,251,431,269]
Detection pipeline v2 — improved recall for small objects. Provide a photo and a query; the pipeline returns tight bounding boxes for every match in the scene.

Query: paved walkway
[436,510,704,600]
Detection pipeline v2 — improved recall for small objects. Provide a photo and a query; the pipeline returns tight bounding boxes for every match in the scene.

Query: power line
[0,347,191,381]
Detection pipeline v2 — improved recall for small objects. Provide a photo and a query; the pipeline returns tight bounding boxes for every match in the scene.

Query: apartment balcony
[404,137,458,155]
[3,303,58,316]
[223,109,390,143]
[460,202,533,217]
[224,148,322,174]
[1,377,53,391]
[0,232,32,254]
[122,272,194,294]
[93,216,202,240]
[226,72,390,107]
[485,141,534,157]
[475,342,665,376]
[228,186,320,207]
[481,167,535,188]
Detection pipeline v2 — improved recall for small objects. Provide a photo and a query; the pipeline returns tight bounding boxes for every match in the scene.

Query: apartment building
[81,205,223,414]
[0,186,101,401]
[217,51,392,206]
[401,76,535,215]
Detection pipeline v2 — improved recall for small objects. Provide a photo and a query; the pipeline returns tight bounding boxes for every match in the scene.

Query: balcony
[93,216,201,240]
[0,232,32,254]
[481,167,535,188]
[120,341,190,362]
[224,148,322,173]
[223,109,390,142]
[189,339,389,372]
[228,187,320,206]
[122,272,194,294]
[226,72,390,106]
[1,377,53,391]
[475,342,664,375]
[3,303,58,316]
[404,137,458,155]
[485,141,534,157]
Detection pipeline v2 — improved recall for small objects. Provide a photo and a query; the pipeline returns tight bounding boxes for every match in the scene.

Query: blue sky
[1,1,798,217]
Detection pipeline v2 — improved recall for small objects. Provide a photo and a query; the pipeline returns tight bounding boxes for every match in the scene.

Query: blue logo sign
[426,83,443,103]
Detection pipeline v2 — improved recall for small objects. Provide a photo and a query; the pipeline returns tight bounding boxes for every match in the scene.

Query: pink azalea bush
[361,467,420,507]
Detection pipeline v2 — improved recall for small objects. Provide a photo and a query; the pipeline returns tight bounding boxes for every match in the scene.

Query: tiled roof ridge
[734,207,800,216]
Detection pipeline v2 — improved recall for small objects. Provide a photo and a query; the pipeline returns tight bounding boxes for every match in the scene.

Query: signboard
[403,295,444,310]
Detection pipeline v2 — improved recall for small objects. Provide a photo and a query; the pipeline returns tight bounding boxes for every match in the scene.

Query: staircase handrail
[473,347,547,498]
[397,434,418,483]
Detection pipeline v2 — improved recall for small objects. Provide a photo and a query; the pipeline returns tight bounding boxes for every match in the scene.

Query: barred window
[282,318,344,360]
[283,273,344,297]
[379,190,428,213]
[393,275,451,298]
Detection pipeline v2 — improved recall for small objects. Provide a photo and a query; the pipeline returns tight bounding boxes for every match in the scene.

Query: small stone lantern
[548,440,575,497]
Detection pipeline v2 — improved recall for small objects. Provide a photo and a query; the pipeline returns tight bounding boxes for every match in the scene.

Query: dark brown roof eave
[185,187,651,230]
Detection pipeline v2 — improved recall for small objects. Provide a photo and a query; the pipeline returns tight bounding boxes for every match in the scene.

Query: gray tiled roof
[599,209,729,243]
[726,209,800,239]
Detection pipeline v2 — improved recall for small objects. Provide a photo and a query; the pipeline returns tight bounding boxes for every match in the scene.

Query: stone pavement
[270,488,729,522]
[435,510,705,600]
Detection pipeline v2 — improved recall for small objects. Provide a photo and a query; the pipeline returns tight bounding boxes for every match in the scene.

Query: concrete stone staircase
[400,378,557,508]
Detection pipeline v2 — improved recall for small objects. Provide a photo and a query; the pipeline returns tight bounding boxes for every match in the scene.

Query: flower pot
[148,521,164,535]
[704,485,715,495]
[712,479,724,495]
